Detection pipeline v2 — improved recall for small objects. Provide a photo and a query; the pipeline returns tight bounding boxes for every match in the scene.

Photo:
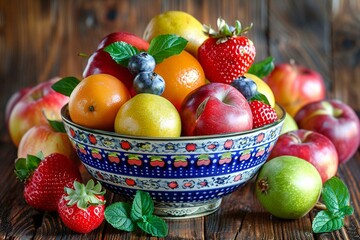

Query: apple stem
[289,131,302,143]
[78,52,89,58]
[333,108,343,118]
[314,201,327,210]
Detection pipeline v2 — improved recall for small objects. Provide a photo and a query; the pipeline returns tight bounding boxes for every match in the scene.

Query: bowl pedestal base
[153,198,222,219]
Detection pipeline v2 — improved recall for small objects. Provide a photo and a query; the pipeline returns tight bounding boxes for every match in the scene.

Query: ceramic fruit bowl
[61,103,285,219]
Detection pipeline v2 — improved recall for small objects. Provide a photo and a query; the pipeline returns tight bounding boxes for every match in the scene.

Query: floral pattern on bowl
[61,104,285,218]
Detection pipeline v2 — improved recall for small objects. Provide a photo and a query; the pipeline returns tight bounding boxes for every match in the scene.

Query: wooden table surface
[1,1,359,239]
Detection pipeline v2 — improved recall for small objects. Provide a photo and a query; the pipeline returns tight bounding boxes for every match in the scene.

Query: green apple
[280,111,298,134]
[255,156,322,219]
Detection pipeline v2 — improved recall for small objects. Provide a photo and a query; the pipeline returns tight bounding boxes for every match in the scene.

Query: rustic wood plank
[206,183,253,239]
[335,154,360,239]
[331,0,360,112]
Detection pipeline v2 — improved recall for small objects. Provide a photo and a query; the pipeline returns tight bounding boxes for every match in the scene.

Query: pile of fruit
[56,15,280,139]
[5,10,360,235]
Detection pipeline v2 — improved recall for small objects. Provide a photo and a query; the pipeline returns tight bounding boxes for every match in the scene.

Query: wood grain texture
[268,0,332,88]
[331,0,360,111]
[0,0,359,239]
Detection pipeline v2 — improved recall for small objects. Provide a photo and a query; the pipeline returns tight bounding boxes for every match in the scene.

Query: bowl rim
[61,103,286,141]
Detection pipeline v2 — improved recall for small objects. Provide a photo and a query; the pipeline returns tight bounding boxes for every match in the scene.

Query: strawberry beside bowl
[61,103,285,219]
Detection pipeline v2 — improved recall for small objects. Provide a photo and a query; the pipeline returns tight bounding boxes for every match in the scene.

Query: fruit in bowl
[180,82,253,136]
[61,102,285,218]
[51,16,284,219]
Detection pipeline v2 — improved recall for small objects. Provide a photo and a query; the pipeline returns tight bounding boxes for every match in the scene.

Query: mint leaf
[131,190,154,221]
[104,202,136,232]
[104,41,139,67]
[48,119,66,133]
[51,76,80,97]
[312,210,344,233]
[340,205,354,216]
[312,177,354,233]
[137,215,168,238]
[250,92,270,105]
[148,34,188,63]
[105,190,168,237]
[247,56,275,78]
[322,176,350,212]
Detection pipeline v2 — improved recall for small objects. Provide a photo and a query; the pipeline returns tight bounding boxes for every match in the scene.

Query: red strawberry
[198,18,256,84]
[58,180,106,234]
[15,152,82,212]
[249,100,278,128]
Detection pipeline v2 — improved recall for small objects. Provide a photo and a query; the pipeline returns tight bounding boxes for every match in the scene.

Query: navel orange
[68,74,131,131]
[154,50,206,110]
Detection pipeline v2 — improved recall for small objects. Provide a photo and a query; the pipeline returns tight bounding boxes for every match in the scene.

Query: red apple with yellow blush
[268,129,339,183]
[265,62,326,117]
[295,99,360,164]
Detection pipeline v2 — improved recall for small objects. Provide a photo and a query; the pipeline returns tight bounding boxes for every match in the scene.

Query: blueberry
[128,52,156,75]
[133,71,165,95]
[231,76,257,100]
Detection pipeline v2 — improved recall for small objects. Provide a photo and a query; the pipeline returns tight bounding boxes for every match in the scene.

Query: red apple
[180,82,253,136]
[83,32,149,95]
[17,124,78,163]
[265,62,326,117]
[5,87,31,130]
[96,31,149,51]
[295,99,360,164]
[268,129,338,183]
[8,77,69,146]
[82,49,136,95]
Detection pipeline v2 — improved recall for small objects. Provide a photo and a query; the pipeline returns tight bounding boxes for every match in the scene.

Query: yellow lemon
[280,112,298,135]
[114,94,181,137]
[143,11,208,58]
[244,73,276,108]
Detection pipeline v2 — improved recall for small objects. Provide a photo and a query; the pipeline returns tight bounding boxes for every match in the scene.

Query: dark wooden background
[1,0,359,239]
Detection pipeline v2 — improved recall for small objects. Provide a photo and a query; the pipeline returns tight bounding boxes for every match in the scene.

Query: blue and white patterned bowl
[61,104,285,218]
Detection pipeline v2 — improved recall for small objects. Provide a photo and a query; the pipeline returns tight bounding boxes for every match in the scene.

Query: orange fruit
[69,73,131,131]
[114,93,181,137]
[154,50,206,110]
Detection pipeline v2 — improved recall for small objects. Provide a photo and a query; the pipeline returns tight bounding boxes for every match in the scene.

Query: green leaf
[312,210,344,233]
[51,76,80,97]
[148,34,188,63]
[131,190,154,221]
[14,158,28,181]
[48,119,66,133]
[312,177,354,233]
[247,56,275,78]
[340,205,354,216]
[26,154,42,172]
[137,215,168,238]
[250,92,270,105]
[105,202,136,232]
[322,176,350,212]
[104,41,139,67]
[14,154,42,182]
